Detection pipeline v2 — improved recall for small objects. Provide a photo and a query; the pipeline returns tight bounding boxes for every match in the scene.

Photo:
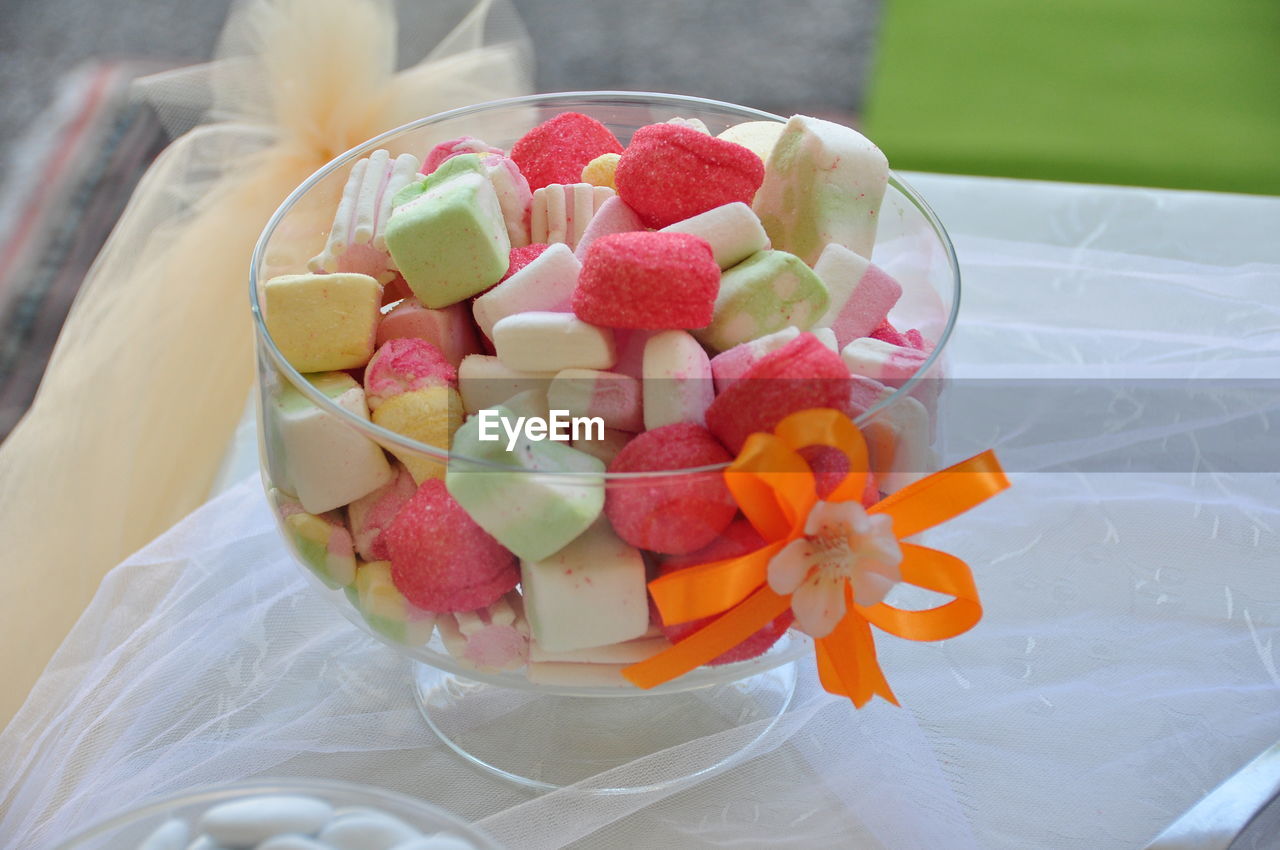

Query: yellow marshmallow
[580,153,621,190]
[264,272,382,372]
[370,384,462,483]
[716,120,786,163]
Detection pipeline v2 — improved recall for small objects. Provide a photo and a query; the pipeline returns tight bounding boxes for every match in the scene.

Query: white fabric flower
[766,501,904,638]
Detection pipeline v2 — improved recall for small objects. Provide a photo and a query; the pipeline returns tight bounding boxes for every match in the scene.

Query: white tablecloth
[2,174,1278,849]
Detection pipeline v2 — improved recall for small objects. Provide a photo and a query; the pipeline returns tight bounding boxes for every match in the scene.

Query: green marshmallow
[385,154,510,309]
[446,404,605,562]
[694,249,830,352]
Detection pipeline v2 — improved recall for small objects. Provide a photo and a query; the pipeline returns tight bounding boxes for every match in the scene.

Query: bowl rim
[248,90,961,479]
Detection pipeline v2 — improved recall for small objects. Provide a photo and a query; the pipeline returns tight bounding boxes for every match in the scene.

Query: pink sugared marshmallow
[492,311,617,372]
[363,338,457,410]
[659,201,769,270]
[421,136,505,174]
[708,326,801,394]
[840,337,928,388]
[437,593,531,673]
[346,463,417,561]
[869,318,932,352]
[548,368,644,433]
[472,242,580,341]
[813,243,902,348]
[530,182,615,249]
[376,298,481,367]
[642,330,714,429]
[610,329,654,379]
[573,195,645,260]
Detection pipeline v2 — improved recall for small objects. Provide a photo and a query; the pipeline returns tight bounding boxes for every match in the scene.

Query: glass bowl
[250,91,959,789]
[50,777,498,849]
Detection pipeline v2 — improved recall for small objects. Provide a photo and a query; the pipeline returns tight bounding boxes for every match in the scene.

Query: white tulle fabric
[0,0,532,727]
[2,180,1278,849]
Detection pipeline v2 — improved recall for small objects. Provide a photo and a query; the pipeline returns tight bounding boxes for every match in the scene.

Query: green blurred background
[863,0,1280,195]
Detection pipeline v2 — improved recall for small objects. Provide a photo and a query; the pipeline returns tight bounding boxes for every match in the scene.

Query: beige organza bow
[0,0,531,725]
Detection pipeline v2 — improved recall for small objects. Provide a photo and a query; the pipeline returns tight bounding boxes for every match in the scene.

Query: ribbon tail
[816,595,898,708]
[868,450,1009,539]
[648,540,786,625]
[858,544,983,642]
[623,585,790,689]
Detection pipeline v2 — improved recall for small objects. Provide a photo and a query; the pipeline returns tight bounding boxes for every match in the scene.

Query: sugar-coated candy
[573,231,720,330]
[276,497,357,589]
[473,242,580,340]
[493,311,617,372]
[457,355,555,415]
[501,242,549,282]
[695,249,829,352]
[529,182,615,248]
[385,155,510,308]
[548,368,644,433]
[642,329,714,429]
[264,272,381,372]
[659,518,796,664]
[753,114,889,263]
[869,318,930,351]
[272,372,392,514]
[309,150,422,284]
[813,243,903,348]
[708,326,801,393]
[363,338,457,410]
[605,423,736,554]
[615,123,765,228]
[521,518,649,652]
[510,112,624,191]
[573,195,645,260]
[706,334,852,452]
[421,136,505,174]
[376,298,481,367]
[716,120,786,163]
[580,152,620,189]
[346,464,416,561]
[841,336,928,387]
[437,593,530,672]
[197,797,333,848]
[571,426,632,465]
[660,201,769,270]
[447,404,606,561]
[351,560,438,645]
[386,479,518,612]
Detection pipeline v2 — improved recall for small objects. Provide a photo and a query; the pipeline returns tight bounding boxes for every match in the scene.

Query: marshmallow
[263,272,381,372]
[376,298,481,367]
[457,355,556,415]
[573,195,645,260]
[813,243,903,347]
[520,519,649,652]
[529,634,671,664]
[642,329,714,429]
[660,202,769,270]
[478,153,533,249]
[272,372,392,514]
[530,182,615,248]
[492,311,617,372]
[385,154,510,308]
[309,150,422,284]
[350,561,438,646]
[346,465,416,561]
[472,242,580,340]
[371,385,461,483]
[275,496,357,589]
[812,326,839,351]
[548,368,644,433]
[500,387,551,422]
[708,326,802,393]
[695,250,829,352]
[840,337,928,387]
[667,116,711,134]
[716,120,786,162]
[571,426,632,465]
[446,404,605,562]
[580,152,621,189]
[437,593,530,672]
[753,115,889,263]
[863,394,933,494]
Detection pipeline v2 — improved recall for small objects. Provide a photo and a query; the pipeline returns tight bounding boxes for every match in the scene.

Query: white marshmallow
[642,329,714,429]
[660,202,769,270]
[493,311,617,372]
[457,355,555,415]
[530,182,615,248]
[811,326,838,351]
[472,242,580,340]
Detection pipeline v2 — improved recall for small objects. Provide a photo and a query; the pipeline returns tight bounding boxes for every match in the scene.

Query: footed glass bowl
[250,92,959,790]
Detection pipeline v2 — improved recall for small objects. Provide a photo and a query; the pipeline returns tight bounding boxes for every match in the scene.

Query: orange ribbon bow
[622,408,1010,707]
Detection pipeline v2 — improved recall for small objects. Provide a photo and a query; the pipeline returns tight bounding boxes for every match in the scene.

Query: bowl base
[413,662,798,793]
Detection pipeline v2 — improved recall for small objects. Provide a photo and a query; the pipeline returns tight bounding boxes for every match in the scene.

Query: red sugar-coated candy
[657,518,795,664]
[615,124,765,228]
[387,480,518,612]
[501,243,550,282]
[795,445,879,504]
[706,333,853,453]
[573,231,719,330]
[605,423,737,555]
[363,338,457,410]
[510,112,624,191]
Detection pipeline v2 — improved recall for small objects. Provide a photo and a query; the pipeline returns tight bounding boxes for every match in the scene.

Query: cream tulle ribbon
[0,0,531,725]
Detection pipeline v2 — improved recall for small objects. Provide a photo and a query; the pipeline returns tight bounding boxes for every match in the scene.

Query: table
[2,174,1278,849]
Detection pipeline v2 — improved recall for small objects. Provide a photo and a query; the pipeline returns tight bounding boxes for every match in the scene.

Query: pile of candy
[130,793,475,849]
[261,111,936,686]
